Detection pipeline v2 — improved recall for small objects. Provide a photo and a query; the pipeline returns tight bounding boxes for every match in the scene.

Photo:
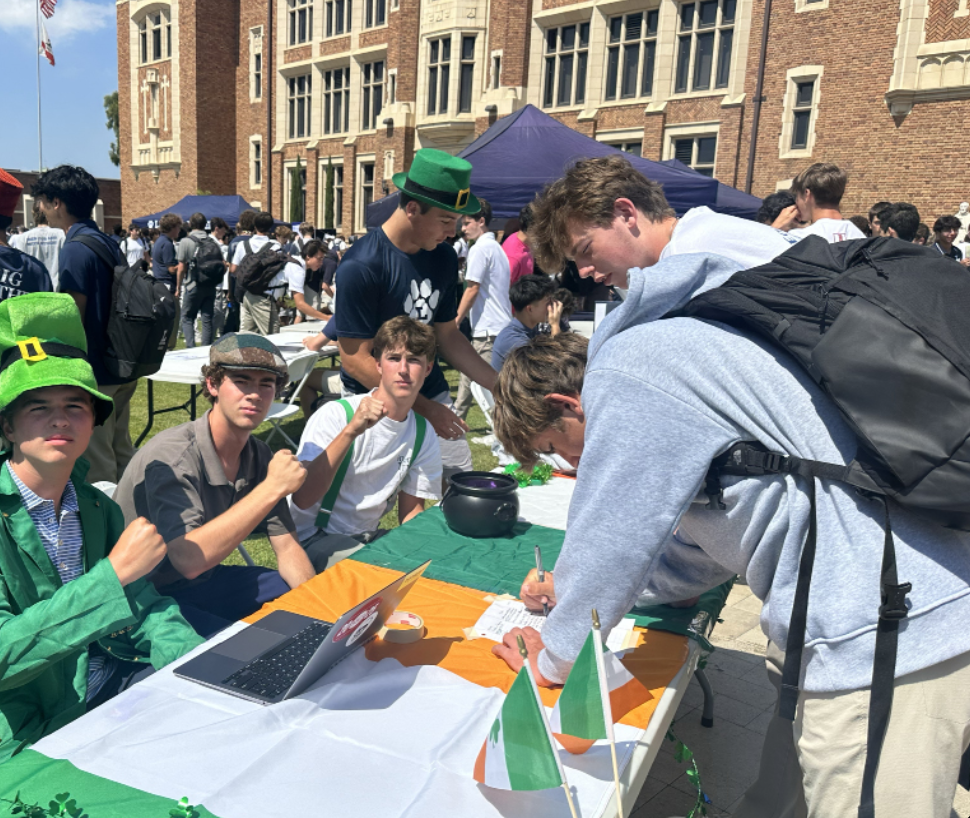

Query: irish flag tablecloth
[0,561,691,818]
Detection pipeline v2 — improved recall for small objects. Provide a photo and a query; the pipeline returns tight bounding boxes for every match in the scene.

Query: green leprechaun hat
[392,148,481,215]
[0,293,113,424]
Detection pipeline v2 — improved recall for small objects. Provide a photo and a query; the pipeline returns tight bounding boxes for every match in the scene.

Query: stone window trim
[663,120,720,177]
[318,156,345,229]
[284,158,309,222]
[361,59,386,131]
[135,6,172,66]
[672,0,737,97]
[490,49,503,90]
[286,72,313,140]
[778,64,823,159]
[288,0,314,46]
[250,27,264,102]
[325,0,353,37]
[597,126,645,157]
[356,154,377,234]
[604,8,660,102]
[364,0,387,29]
[541,21,591,109]
[958,0,969,18]
[323,64,351,135]
[250,136,263,189]
[795,0,829,11]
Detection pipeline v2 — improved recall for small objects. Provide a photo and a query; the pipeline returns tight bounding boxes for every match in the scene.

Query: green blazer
[0,455,204,763]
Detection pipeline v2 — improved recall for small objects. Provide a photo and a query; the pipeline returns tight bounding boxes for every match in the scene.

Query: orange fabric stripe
[244,560,690,729]
[472,741,487,783]
[610,677,652,724]
[554,732,597,755]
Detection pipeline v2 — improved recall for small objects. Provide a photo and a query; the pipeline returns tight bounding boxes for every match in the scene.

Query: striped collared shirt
[6,462,115,699]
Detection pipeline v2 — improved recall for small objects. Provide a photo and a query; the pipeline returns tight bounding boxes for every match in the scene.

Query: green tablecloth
[358,507,734,639]
[0,750,220,817]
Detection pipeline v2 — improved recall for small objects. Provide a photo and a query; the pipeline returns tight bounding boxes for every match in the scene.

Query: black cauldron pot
[441,471,520,538]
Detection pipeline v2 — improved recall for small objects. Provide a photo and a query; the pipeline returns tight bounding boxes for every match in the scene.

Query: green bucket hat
[0,293,113,425]
[392,148,481,215]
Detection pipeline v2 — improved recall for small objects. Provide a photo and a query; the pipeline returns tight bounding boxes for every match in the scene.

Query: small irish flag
[549,625,652,754]
[473,664,566,791]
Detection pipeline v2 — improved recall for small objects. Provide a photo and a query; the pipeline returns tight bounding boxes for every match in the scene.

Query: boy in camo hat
[114,333,315,637]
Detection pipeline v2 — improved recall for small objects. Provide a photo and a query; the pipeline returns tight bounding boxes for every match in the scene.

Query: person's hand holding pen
[520,567,556,613]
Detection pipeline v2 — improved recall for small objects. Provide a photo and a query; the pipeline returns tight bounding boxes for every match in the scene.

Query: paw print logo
[403,278,440,323]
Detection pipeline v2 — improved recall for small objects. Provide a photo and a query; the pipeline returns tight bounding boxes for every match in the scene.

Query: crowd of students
[1,150,969,816]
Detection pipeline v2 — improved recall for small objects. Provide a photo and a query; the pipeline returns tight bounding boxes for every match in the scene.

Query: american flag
[40,0,56,19]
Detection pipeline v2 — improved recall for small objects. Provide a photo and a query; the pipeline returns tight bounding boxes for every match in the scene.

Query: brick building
[117,0,970,233]
[5,170,122,234]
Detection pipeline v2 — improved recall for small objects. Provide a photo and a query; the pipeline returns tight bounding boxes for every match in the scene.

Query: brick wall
[738,0,970,221]
[926,0,970,43]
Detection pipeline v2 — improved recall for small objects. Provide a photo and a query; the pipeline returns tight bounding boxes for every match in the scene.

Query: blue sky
[0,0,120,179]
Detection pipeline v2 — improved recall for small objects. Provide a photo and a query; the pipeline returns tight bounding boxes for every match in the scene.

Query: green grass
[129,358,497,570]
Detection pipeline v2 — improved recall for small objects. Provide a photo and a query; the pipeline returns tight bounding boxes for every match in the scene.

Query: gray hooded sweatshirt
[538,252,970,692]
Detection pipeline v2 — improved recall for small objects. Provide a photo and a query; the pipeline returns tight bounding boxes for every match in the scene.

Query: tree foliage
[104,91,120,167]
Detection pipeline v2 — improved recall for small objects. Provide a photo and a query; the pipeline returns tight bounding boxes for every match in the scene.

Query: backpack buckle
[879,581,911,621]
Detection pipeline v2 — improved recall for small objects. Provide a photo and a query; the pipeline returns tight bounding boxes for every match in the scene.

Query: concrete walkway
[630,581,970,817]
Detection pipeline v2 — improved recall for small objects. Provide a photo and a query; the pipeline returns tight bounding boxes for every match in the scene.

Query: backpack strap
[315,399,356,531]
[243,238,253,255]
[313,402,428,532]
[68,233,122,273]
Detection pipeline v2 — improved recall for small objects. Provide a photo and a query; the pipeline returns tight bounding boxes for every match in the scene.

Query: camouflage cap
[209,333,287,378]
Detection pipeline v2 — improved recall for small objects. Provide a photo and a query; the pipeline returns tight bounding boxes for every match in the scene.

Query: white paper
[471,598,549,641]
[605,617,635,652]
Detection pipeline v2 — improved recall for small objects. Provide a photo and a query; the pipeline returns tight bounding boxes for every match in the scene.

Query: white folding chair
[261,351,319,450]
[470,381,495,430]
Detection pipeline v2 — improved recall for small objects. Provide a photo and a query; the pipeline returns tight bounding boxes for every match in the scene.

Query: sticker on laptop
[334,597,383,647]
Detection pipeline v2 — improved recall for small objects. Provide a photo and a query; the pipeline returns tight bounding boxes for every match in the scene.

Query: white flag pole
[516,635,580,818]
[593,609,624,818]
[35,0,44,172]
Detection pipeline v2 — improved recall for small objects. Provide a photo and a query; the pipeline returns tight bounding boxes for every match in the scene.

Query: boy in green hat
[0,293,203,764]
[335,148,498,488]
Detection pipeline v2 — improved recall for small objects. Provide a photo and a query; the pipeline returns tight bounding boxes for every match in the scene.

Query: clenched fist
[266,449,308,496]
[108,517,168,587]
[347,395,387,438]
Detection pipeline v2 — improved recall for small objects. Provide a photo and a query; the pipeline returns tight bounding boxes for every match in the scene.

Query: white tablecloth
[279,320,330,337]
[148,335,338,385]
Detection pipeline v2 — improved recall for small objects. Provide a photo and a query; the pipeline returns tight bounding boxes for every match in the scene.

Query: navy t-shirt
[0,245,53,300]
[335,228,458,399]
[151,234,177,285]
[58,221,124,385]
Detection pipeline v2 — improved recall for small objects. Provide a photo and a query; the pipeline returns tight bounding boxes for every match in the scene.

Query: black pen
[534,545,549,616]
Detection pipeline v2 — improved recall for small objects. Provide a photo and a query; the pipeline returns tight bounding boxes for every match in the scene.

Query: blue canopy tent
[366,104,760,227]
[659,158,761,220]
[132,195,262,230]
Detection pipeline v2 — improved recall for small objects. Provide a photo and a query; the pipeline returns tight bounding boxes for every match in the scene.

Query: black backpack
[235,238,292,296]
[678,235,970,818]
[186,235,226,288]
[69,234,177,382]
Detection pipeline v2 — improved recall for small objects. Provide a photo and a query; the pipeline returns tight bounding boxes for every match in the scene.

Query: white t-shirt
[661,207,798,268]
[231,235,286,291]
[119,235,146,267]
[465,232,512,336]
[218,242,230,290]
[21,226,65,288]
[284,257,306,295]
[288,392,442,540]
[789,218,867,244]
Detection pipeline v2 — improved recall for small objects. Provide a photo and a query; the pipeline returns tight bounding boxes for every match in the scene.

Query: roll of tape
[380,610,425,644]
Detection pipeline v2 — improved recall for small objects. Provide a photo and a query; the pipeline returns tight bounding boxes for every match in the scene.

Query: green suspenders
[314,398,428,531]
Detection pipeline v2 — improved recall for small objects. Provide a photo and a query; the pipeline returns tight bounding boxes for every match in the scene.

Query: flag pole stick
[516,635,580,818]
[593,609,624,818]
[561,783,580,818]
[35,0,43,172]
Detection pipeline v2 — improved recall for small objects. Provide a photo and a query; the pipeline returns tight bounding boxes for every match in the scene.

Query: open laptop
[175,561,430,704]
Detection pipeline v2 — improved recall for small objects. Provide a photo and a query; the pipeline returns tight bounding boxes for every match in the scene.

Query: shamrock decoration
[503,462,554,487]
[169,797,200,818]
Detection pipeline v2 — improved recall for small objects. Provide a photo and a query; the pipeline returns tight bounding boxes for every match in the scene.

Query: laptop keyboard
[222,621,333,700]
